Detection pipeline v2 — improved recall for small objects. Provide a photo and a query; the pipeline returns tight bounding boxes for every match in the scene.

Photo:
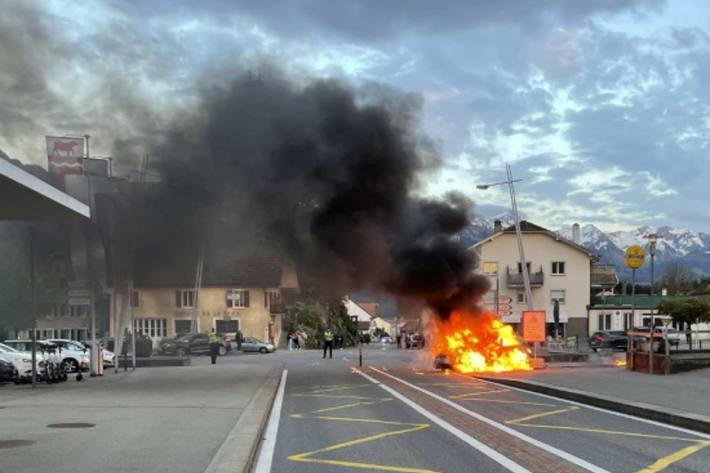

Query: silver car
[241,337,275,353]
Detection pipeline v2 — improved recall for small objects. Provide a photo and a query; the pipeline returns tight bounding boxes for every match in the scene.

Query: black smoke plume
[119,69,488,318]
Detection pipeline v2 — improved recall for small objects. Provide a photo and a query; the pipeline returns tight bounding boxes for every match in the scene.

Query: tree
[660,261,697,296]
[657,298,710,328]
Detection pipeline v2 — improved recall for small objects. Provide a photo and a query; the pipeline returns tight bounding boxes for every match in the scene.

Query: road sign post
[624,245,646,372]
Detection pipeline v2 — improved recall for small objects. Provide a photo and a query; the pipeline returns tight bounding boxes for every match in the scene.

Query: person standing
[288,332,294,351]
[236,330,243,352]
[323,328,334,359]
[208,329,220,365]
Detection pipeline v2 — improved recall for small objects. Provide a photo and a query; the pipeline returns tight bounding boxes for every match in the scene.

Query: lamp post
[476,166,532,310]
[644,233,660,374]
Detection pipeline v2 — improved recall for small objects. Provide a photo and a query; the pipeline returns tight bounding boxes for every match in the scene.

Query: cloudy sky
[2,0,710,232]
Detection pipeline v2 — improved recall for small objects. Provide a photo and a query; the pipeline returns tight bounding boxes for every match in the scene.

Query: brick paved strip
[365,368,590,473]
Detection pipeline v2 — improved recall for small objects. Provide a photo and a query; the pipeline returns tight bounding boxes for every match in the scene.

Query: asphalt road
[265,345,710,473]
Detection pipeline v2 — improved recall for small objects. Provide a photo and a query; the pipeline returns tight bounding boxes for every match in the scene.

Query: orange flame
[431,310,532,373]
[613,359,627,367]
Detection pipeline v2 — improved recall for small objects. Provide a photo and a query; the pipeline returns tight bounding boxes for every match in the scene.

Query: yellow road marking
[506,406,579,424]
[513,423,699,442]
[460,398,557,407]
[293,383,371,394]
[449,389,509,399]
[292,393,374,400]
[288,383,441,472]
[637,440,710,473]
[418,382,486,388]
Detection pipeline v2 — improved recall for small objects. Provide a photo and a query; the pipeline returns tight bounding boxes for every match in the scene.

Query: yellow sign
[523,310,546,342]
[624,245,646,269]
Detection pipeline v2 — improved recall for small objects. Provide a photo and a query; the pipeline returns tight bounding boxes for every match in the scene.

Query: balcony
[506,266,544,288]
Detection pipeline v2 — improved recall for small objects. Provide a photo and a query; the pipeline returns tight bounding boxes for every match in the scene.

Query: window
[550,290,566,304]
[516,292,526,303]
[264,290,281,308]
[598,313,612,330]
[134,318,167,337]
[226,290,250,308]
[130,290,140,308]
[517,262,531,273]
[215,320,239,334]
[551,261,566,275]
[175,290,195,308]
[482,262,498,275]
[175,320,192,335]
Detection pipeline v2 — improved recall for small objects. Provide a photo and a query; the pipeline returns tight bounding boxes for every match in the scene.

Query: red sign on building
[46,136,84,189]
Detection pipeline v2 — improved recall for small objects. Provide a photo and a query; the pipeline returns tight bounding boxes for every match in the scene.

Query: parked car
[0,356,17,382]
[589,331,628,352]
[241,337,275,353]
[159,333,229,357]
[0,342,46,382]
[3,339,88,373]
[633,327,681,348]
[49,339,116,368]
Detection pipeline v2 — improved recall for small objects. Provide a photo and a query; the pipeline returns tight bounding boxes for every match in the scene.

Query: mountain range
[458,213,710,281]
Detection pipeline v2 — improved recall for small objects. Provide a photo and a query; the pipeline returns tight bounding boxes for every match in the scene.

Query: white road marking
[254,369,288,473]
[353,367,532,473]
[370,367,611,473]
[477,377,710,441]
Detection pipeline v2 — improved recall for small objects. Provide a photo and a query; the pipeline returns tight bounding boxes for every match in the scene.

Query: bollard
[359,346,362,367]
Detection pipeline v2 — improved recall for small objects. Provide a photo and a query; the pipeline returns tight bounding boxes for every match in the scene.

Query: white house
[470,221,603,339]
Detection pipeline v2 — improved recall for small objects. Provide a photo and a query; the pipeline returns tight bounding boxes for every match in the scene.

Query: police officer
[208,329,220,365]
[323,328,334,359]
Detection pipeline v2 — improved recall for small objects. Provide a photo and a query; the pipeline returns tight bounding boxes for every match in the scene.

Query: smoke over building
[110,69,488,319]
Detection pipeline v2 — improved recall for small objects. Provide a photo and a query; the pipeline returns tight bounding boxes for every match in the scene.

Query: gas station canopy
[0,158,90,221]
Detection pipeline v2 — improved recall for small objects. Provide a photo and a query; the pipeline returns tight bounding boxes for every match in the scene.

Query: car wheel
[592,348,598,353]
[62,359,79,373]
[259,347,268,354]
[219,345,227,356]
[176,348,187,358]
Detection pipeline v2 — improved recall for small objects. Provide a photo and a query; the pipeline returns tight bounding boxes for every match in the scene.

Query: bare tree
[660,261,697,296]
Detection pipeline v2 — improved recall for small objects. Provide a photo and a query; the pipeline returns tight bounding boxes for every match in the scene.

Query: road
[2,346,709,473]
[262,345,710,473]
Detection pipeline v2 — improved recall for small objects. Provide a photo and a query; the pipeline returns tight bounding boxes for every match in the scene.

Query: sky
[2,0,710,233]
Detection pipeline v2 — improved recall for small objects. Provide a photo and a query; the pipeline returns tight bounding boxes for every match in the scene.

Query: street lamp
[476,166,532,312]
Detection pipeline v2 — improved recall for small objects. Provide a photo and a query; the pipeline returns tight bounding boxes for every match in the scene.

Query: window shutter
[244,290,250,307]
[175,290,181,308]
[226,290,231,308]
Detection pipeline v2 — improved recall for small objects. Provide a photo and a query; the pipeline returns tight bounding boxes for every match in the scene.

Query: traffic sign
[498,303,512,311]
[497,295,512,304]
[523,310,546,342]
[624,245,645,269]
[498,309,512,317]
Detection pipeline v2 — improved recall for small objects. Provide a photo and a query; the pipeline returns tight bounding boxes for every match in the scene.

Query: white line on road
[353,367,532,473]
[477,377,710,441]
[370,367,611,473]
[254,369,288,473]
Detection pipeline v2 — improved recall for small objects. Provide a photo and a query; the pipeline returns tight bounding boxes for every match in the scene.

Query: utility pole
[505,164,533,311]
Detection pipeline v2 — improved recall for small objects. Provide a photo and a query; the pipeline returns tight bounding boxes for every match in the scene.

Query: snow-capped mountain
[459,217,710,280]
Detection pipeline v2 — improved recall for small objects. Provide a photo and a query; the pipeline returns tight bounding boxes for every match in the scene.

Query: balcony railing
[506,266,544,288]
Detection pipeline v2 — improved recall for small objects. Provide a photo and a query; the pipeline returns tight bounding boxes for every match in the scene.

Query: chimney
[572,223,581,245]
[494,219,502,233]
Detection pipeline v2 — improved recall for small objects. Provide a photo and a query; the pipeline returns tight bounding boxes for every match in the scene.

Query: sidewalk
[480,365,710,434]
[0,357,282,473]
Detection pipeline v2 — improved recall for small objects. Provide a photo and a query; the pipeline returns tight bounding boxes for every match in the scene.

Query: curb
[203,367,283,473]
[478,376,710,435]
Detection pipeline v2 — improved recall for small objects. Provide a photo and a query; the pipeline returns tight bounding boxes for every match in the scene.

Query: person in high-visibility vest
[323,328,334,359]
[208,329,220,365]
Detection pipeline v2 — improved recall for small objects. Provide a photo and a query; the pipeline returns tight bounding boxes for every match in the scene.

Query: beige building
[470,221,599,339]
[110,246,299,347]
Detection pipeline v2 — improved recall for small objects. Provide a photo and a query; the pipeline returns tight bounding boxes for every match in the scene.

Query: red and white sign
[46,136,84,189]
